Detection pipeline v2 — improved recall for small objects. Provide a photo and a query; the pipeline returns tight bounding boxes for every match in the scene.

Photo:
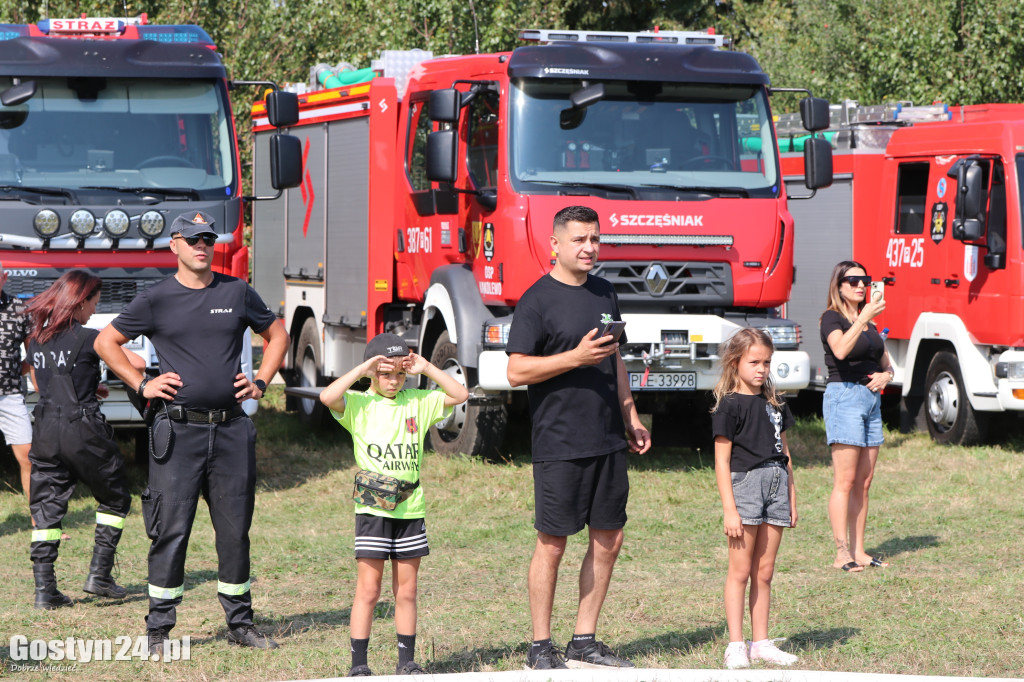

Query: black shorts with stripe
[354,514,430,559]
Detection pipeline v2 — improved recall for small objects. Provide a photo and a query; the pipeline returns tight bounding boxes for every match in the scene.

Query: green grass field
[0,387,1022,680]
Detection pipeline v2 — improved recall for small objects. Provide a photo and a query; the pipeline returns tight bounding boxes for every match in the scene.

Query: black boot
[34,563,73,610]
[83,547,127,599]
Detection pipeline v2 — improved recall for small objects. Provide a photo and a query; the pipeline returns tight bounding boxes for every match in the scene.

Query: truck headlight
[139,210,165,238]
[482,322,510,347]
[995,361,1024,380]
[103,209,130,238]
[34,209,60,237]
[758,324,800,350]
[70,209,96,237]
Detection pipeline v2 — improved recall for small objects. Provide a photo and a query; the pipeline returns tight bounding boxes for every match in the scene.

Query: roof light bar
[601,234,734,247]
[518,28,729,48]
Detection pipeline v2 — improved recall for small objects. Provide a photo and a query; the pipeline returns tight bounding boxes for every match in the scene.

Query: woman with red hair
[26,270,144,609]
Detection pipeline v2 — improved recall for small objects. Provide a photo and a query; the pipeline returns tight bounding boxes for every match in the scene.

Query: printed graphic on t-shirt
[0,292,29,395]
[767,402,783,454]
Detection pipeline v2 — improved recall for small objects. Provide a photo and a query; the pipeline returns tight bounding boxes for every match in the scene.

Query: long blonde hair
[711,327,782,412]
[823,259,868,323]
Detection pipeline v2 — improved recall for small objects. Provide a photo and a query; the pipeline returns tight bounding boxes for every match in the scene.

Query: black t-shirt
[111,273,276,410]
[0,290,29,396]
[29,324,102,405]
[819,309,885,383]
[711,393,794,472]
[505,273,626,462]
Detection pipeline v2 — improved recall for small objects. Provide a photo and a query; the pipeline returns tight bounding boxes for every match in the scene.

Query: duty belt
[167,404,244,424]
[34,403,102,421]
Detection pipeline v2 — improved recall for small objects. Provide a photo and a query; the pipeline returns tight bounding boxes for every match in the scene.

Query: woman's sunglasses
[841,274,871,286]
[175,234,217,247]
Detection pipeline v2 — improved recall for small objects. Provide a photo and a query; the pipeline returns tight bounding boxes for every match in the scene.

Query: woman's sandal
[839,561,863,572]
[864,556,888,568]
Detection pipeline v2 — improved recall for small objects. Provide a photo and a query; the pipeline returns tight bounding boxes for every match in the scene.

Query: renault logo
[644,263,669,296]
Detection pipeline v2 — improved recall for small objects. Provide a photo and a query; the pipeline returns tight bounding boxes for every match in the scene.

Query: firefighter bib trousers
[30,330,131,606]
[142,411,257,632]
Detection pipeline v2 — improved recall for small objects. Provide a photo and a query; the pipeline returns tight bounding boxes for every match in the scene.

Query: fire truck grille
[7,277,163,314]
[592,261,732,305]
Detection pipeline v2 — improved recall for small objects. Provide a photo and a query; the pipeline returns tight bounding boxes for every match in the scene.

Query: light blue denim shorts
[731,461,791,527]
[823,381,884,448]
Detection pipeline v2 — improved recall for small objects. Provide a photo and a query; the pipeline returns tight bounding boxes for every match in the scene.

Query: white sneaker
[749,638,798,666]
[723,641,749,669]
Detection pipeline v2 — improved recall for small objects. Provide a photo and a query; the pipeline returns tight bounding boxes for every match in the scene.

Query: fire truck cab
[782,101,1024,444]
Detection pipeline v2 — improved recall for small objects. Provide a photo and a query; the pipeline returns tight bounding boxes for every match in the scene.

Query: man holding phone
[506,205,650,670]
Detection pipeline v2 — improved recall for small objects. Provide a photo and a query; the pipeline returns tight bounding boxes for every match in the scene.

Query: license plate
[628,371,696,390]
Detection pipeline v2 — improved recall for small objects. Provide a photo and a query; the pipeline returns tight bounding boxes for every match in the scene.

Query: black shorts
[533,450,629,536]
[354,514,430,560]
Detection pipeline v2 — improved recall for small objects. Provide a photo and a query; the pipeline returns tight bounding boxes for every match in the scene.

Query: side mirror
[429,89,461,124]
[266,90,299,128]
[426,129,457,183]
[803,137,833,190]
[799,96,830,132]
[950,159,985,241]
[270,134,302,189]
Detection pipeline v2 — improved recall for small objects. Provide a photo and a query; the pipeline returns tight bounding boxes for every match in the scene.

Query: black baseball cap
[364,333,410,361]
[171,211,217,238]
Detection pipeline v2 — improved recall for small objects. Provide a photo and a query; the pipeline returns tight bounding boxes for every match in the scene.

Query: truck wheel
[425,331,507,458]
[295,318,327,427]
[924,351,987,445]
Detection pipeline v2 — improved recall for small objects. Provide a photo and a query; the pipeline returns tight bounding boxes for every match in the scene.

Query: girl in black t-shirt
[710,328,798,669]
[819,260,893,574]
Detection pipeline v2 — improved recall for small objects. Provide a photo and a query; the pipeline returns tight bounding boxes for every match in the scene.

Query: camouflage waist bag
[353,470,420,511]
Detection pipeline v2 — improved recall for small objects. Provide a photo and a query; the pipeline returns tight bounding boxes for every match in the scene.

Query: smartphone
[600,320,627,343]
[870,280,885,302]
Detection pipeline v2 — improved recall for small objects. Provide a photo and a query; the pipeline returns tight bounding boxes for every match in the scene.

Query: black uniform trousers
[142,412,257,632]
[30,405,131,564]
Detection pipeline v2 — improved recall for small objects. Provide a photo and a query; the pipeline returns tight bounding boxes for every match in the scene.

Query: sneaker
[348,664,373,677]
[147,629,169,660]
[396,660,426,675]
[525,644,568,670]
[227,625,280,649]
[749,638,797,666]
[724,641,749,669]
[565,639,635,669]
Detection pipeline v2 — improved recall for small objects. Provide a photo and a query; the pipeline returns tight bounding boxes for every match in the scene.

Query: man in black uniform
[506,205,651,670]
[96,211,289,654]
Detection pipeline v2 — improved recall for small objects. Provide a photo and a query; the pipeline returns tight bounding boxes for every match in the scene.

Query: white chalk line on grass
[292,668,1023,682]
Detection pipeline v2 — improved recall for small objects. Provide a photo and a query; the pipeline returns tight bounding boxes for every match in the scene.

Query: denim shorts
[731,461,791,526]
[0,393,32,445]
[823,381,884,448]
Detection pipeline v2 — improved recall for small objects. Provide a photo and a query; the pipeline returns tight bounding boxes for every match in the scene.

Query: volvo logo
[644,263,669,296]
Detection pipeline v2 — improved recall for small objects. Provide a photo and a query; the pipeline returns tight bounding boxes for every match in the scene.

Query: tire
[425,331,507,458]
[293,318,328,427]
[924,351,987,445]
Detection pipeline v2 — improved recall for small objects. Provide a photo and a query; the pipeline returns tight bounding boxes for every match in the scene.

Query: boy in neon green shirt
[320,333,468,676]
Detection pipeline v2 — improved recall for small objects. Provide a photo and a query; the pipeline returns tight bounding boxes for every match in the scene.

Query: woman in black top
[26,271,144,608]
[819,260,894,573]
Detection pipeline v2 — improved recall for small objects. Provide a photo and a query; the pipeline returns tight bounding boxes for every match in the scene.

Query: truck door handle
[944,278,959,288]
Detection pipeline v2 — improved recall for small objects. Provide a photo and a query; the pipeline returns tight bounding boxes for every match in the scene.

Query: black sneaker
[396,660,425,675]
[147,629,169,660]
[227,625,280,649]
[348,664,373,677]
[525,644,568,670]
[565,639,635,669]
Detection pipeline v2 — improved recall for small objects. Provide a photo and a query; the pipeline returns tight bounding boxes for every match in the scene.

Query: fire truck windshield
[0,77,234,198]
[510,79,779,198]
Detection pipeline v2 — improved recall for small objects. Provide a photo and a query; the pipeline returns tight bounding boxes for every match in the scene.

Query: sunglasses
[175,234,216,247]
[841,274,871,286]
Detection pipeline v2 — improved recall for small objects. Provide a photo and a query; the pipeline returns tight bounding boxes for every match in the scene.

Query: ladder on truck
[775,100,953,151]
[518,28,729,48]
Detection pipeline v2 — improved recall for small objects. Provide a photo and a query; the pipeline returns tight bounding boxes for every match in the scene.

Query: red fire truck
[781,100,1024,444]
[0,14,299,426]
[251,28,833,456]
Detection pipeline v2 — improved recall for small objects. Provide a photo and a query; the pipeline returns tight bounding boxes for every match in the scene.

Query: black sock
[397,633,416,666]
[351,638,369,668]
[532,637,553,652]
[571,633,596,649]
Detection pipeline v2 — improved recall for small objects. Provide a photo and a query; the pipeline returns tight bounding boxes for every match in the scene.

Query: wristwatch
[253,378,267,395]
